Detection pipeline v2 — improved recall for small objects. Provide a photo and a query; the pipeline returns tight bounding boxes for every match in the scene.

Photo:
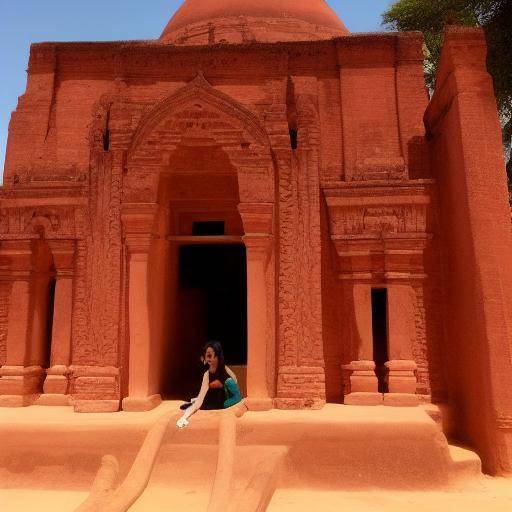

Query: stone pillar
[344,284,382,406]
[384,284,419,406]
[244,235,272,410]
[121,205,161,412]
[239,203,274,411]
[0,241,43,407]
[38,240,75,406]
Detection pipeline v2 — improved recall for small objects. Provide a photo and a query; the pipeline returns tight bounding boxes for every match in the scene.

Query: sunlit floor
[0,490,87,512]
[2,481,512,512]
[1,403,512,511]
[268,481,512,512]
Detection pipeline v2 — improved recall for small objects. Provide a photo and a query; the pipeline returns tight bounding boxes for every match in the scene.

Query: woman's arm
[224,378,243,408]
[225,366,238,384]
[177,371,209,427]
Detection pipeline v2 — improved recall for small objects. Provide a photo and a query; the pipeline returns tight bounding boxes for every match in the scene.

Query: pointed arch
[128,73,270,160]
[124,73,274,205]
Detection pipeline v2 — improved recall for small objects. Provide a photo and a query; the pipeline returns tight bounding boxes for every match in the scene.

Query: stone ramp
[129,444,287,512]
[124,404,484,510]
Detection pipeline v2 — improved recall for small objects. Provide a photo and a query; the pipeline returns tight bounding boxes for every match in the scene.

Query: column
[239,203,274,411]
[344,283,382,406]
[121,204,161,412]
[38,240,75,406]
[0,241,42,407]
[384,284,419,406]
[243,234,273,411]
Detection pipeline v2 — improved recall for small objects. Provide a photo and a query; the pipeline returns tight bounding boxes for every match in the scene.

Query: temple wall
[424,27,512,474]
[320,198,343,403]
[0,32,446,412]
[0,282,11,367]
[317,77,343,181]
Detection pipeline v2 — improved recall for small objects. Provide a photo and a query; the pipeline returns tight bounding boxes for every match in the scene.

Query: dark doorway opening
[372,288,389,393]
[43,277,56,370]
[163,244,247,399]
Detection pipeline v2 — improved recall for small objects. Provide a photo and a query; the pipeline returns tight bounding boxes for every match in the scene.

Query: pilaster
[38,240,76,406]
[239,203,274,411]
[0,241,43,406]
[121,203,161,412]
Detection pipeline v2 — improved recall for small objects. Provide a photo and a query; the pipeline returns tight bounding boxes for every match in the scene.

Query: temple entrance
[161,242,247,400]
[123,87,275,411]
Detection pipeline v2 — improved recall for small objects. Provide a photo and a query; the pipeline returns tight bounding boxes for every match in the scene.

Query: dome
[160,0,349,45]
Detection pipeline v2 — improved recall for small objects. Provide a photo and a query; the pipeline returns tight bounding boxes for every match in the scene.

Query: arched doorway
[154,143,248,399]
[121,76,276,411]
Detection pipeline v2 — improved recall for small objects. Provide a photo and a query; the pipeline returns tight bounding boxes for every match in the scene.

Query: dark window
[372,288,389,393]
[286,77,299,150]
[44,278,56,369]
[192,220,225,236]
[192,221,225,236]
[103,107,111,151]
[289,128,298,150]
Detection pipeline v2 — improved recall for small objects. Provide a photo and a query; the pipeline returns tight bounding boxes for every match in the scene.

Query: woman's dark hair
[202,340,226,375]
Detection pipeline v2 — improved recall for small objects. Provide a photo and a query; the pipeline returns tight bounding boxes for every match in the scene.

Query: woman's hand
[176,417,189,429]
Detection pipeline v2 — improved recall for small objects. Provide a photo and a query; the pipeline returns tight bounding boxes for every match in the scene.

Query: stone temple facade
[1,0,511,474]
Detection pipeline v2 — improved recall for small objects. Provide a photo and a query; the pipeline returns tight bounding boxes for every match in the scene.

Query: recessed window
[289,128,298,150]
[372,288,389,393]
[192,221,225,236]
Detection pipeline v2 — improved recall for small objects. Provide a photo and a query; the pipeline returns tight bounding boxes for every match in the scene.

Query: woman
[176,341,242,428]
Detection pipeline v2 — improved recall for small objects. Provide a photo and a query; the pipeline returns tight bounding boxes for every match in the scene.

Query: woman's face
[204,347,217,368]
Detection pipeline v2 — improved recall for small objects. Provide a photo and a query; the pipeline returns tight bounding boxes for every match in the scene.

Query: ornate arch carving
[128,73,270,157]
[125,73,275,204]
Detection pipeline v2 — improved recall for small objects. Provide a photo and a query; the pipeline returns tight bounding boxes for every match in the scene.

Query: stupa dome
[160,0,349,45]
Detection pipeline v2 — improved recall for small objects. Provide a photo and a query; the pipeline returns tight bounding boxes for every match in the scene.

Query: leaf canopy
[383,0,512,184]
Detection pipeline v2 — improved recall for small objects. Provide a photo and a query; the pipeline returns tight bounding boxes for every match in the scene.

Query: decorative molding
[128,73,270,158]
[0,206,77,239]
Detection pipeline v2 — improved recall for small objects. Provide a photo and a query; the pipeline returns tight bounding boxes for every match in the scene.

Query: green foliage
[383,0,512,186]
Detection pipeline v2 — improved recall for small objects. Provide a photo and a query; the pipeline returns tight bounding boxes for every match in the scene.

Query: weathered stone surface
[0,3,511,475]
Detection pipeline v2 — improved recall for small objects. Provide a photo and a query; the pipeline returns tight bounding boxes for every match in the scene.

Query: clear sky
[0,0,394,177]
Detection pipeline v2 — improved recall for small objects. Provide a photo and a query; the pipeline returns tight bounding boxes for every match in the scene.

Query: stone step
[449,445,482,479]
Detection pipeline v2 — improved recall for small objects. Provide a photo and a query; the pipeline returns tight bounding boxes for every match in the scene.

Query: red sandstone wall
[425,27,512,474]
[1,33,441,408]
[0,282,11,367]
[320,199,344,402]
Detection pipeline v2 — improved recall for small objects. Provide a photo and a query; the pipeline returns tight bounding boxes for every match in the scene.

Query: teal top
[223,377,242,408]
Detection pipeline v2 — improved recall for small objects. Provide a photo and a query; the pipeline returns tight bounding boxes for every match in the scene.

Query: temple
[1,0,511,474]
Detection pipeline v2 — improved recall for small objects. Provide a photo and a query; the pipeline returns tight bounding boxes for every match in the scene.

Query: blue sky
[0,0,394,176]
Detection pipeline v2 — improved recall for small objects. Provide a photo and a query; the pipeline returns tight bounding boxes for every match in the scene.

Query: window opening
[371,288,389,393]
[44,277,56,370]
[192,221,225,236]
[286,77,298,150]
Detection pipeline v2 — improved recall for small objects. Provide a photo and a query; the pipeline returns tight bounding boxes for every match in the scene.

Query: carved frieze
[328,204,427,237]
[324,182,434,279]
[0,206,79,239]
[325,184,432,240]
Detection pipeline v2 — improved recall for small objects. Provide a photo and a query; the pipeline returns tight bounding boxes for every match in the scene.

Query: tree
[383,0,512,188]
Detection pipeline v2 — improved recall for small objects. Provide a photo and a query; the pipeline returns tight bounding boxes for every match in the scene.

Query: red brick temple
[1,0,511,474]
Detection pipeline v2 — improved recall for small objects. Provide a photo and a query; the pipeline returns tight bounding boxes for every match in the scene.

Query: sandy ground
[1,403,512,511]
[1,479,512,512]
[268,478,512,512]
[0,490,88,512]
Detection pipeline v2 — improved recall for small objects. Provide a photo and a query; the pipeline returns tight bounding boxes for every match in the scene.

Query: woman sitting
[177,341,242,428]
